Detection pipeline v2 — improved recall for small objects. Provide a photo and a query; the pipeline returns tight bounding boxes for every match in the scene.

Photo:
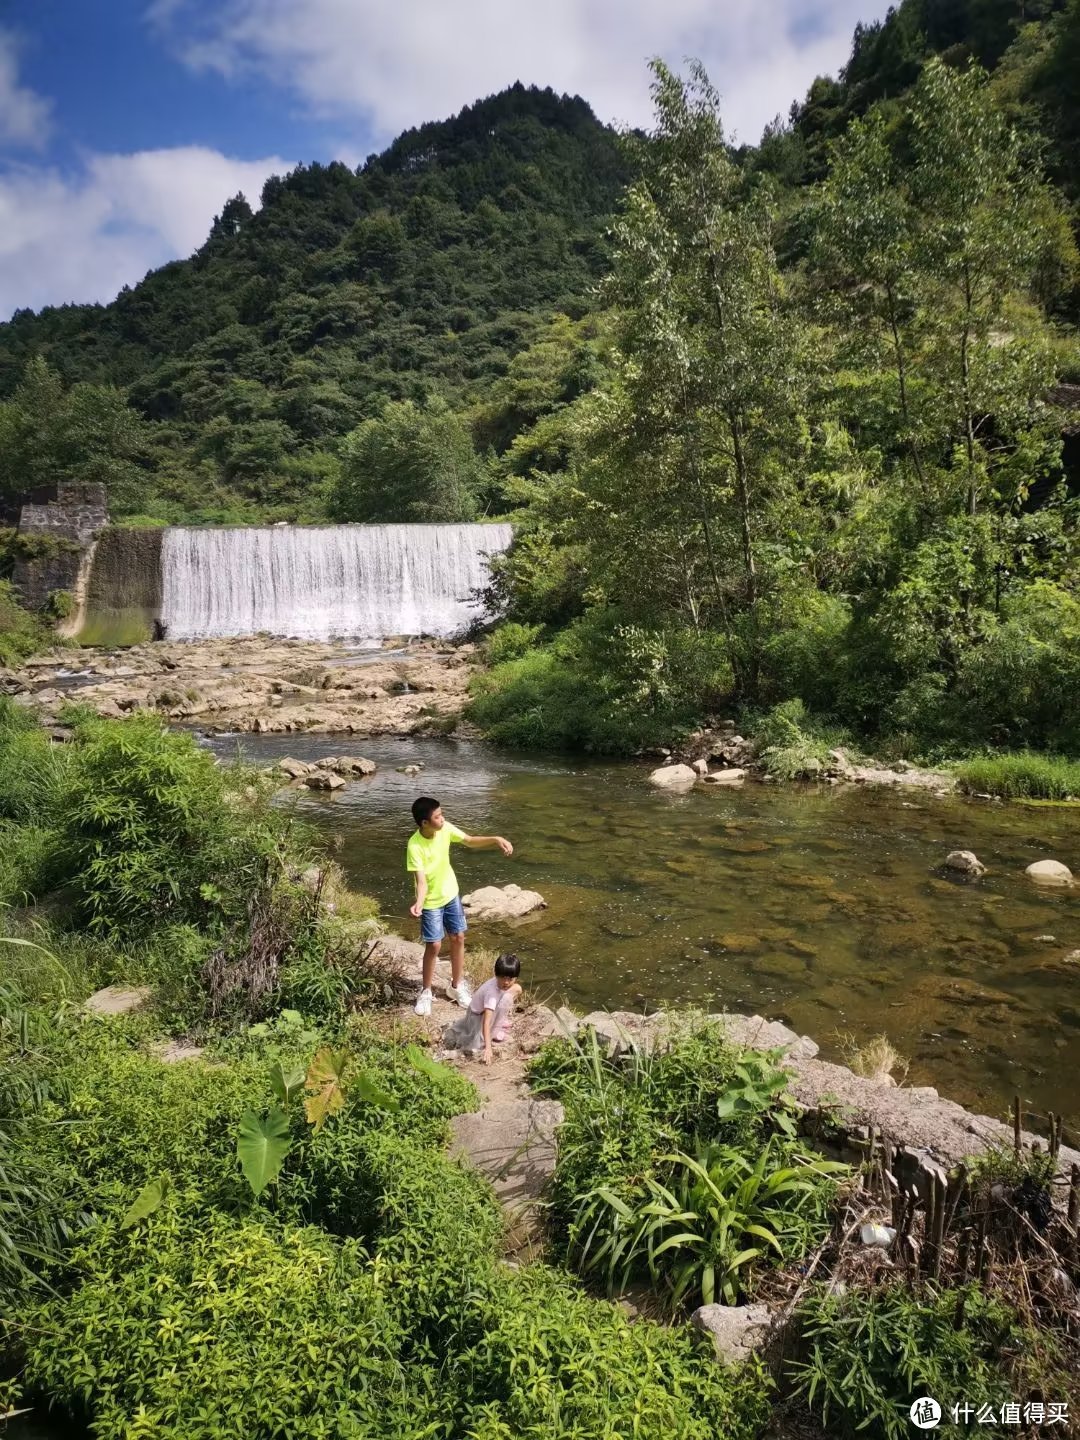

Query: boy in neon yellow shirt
[407,795,513,1016]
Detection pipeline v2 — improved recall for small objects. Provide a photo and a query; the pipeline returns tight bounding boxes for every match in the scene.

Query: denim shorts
[420,895,467,943]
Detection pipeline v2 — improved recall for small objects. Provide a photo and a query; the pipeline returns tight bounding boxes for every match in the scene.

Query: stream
[206,733,1080,1124]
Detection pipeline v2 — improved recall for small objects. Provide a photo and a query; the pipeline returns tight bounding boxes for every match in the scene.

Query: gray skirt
[443,1009,486,1052]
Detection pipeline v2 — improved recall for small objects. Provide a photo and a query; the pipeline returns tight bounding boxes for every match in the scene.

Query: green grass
[954,751,1080,800]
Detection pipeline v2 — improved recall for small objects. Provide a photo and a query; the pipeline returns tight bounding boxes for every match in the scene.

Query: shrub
[791,1282,1029,1440]
[0,580,48,666]
[58,715,282,935]
[482,619,544,665]
[750,698,850,780]
[16,1212,421,1440]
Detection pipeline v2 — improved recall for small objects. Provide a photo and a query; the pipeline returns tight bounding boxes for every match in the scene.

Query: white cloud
[152,0,892,145]
[0,146,291,319]
[0,28,52,149]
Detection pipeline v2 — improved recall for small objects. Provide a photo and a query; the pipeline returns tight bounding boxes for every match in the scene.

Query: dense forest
[2,0,1080,762]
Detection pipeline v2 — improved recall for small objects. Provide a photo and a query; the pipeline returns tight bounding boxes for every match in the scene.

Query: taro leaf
[237,1107,292,1195]
[352,1069,400,1112]
[406,1043,459,1091]
[269,1060,306,1109]
[304,1047,350,1131]
[121,1175,171,1229]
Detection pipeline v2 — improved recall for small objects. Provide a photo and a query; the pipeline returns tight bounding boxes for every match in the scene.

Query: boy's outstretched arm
[460,833,513,856]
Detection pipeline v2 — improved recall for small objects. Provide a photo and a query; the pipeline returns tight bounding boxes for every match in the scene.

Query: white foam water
[160,523,512,641]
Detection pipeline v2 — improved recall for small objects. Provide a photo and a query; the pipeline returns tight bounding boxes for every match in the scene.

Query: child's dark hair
[494,953,521,978]
[411,796,440,827]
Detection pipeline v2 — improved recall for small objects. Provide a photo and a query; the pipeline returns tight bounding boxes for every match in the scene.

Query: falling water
[160,523,513,641]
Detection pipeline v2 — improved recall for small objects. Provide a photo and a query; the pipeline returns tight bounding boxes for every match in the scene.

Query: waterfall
[160,523,513,641]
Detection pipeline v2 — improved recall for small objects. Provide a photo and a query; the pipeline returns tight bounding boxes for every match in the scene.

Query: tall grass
[955,751,1080,800]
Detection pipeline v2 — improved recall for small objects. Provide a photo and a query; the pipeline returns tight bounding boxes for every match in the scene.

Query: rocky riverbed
[0,636,479,737]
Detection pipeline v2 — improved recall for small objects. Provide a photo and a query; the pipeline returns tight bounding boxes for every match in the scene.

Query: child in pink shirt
[442,953,522,1064]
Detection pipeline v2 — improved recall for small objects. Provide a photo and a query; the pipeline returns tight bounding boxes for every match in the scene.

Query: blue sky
[0,0,891,320]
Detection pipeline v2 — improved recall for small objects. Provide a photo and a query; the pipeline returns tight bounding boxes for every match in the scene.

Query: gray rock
[1025,859,1073,886]
[85,985,151,1016]
[325,755,376,776]
[692,1303,776,1365]
[303,770,346,791]
[648,763,698,790]
[554,1005,582,1038]
[277,757,311,779]
[944,850,986,878]
[579,1011,639,1056]
[702,768,747,785]
[692,758,709,777]
[461,883,547,922]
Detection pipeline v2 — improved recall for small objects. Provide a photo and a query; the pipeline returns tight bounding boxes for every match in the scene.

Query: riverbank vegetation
[2,708,1079,1435]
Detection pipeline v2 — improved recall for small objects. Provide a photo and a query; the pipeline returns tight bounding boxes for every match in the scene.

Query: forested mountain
[0,86,628,520]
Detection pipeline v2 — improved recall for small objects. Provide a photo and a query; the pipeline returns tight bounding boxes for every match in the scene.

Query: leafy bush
[16,1211,423,1440]
[59,714,281,935]
[470,611,733,753]
[954,750,1080,800]
[535,1021,842,1308]
[750,698,851,780]
[0,580,48,666]
[791,1282,1028,1439]
[482,620,544,665]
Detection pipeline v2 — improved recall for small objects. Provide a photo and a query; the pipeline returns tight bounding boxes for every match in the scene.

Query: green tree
[0,358,151,512]
[573,61,808,688]
[329,397,483,522]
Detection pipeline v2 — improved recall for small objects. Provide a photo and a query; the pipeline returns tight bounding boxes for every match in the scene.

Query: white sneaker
[414,988,433,1016]
[447,978,472,1009]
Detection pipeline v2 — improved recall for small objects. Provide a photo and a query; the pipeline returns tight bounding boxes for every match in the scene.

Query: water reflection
[205,733,1080,1121]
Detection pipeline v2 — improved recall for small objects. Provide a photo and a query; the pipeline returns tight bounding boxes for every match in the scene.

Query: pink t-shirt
[469,977,512,1018]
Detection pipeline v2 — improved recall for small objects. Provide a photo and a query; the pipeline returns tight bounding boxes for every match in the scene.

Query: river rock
[324,755,377,777]
[944,850,986,878]
[461,883,547,922]
[397,764,424,777]
[1026,859,1074,887]
[649,763,698,790]
[277,757,311,779]
[702,768,746,785]
[692,1303,777,1366]
[692,758,709,777]
[304,770,346,791]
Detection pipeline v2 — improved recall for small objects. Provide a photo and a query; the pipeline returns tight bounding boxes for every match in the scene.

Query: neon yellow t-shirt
[406,821,466,909]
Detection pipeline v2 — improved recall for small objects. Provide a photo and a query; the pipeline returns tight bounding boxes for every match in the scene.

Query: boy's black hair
[494,953,521,978]
[411,796,440,828]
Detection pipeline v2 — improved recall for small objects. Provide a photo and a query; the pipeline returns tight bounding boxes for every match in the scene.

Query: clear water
[206,733,1080,1123]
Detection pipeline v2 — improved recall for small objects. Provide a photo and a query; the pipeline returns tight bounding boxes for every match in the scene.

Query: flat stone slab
[693,1302,777,1365]
[449,1097,564,1210]
[84,985,151,1016]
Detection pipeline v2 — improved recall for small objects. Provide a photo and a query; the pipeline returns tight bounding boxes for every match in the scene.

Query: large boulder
[692,1303,778,1366]
[303,770,346,791]
[1026,859,1073,887]
[461,883,547,922]
[85,985,151,1016]
[648,763,698,790]
[324,755,377,777]
[944,850,986,878]
[277,757,311,779]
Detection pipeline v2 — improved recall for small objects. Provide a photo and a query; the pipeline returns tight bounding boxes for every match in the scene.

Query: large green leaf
[406,1043,458,1090]
[236,1108,292,1195]
[269,1061,305,1109]
[352,1070,401,1112]
[120,1176,171,1229]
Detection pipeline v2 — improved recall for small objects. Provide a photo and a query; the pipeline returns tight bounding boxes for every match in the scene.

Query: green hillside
[0,85,628,522]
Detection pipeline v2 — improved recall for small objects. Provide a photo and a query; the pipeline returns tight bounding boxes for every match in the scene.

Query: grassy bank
[954,751,1080,801]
